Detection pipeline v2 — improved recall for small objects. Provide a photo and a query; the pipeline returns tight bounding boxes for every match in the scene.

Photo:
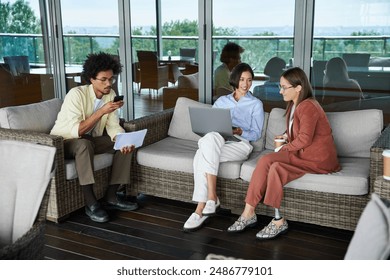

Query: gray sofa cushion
[265,108,286,150]
[345,193,390,260]
[265,107,383,158]
[0,98,62,133]
[326,109,383,158]
[137,137,243,179]
[240,151,370,195]
[65,153,114,180]
[168,97,211,141]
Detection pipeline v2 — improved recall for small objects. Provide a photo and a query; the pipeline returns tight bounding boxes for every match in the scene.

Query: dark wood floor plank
[45,223,173,260]
[116,201,350,259]
[43,244,91,260]
[44,195,352,260]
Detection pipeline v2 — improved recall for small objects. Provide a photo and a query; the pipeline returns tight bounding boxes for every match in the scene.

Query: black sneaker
[85,202,109,223]
[106,197,139,211]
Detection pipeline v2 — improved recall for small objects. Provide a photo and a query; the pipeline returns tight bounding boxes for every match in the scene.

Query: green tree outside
[1,1,389,70]
[0,0,41,62]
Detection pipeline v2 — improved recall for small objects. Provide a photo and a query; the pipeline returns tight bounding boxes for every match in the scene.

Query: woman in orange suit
[227,67,341,239]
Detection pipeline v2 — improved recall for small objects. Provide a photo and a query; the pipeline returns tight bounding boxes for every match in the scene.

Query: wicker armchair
[0,140,55,259]
[137,50,169,93]
[0,128,111,223]
[0,99,113,222]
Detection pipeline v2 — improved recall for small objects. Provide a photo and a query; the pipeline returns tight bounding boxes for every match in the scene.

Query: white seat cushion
[240,150,370,195]
[65,153,114,180]
[137,137,243,179]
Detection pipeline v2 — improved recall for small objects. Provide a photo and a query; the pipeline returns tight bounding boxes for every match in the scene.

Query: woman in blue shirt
[183,62,264,231]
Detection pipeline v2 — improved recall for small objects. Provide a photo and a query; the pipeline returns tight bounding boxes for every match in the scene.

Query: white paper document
[114,129,147,150]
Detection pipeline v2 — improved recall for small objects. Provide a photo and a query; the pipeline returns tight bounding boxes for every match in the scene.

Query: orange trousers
[245,151,308,209]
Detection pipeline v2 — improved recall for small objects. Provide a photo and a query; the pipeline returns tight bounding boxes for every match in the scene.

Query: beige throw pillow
[168,97,211,141]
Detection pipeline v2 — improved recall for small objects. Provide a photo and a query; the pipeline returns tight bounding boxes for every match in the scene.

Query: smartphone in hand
[113,95,124,102]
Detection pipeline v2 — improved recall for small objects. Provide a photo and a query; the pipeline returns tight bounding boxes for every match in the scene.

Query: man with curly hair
[51,52,138,223]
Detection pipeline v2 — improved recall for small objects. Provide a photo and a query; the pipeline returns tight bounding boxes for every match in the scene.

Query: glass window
[312,0,390,124]
[130,0,199,118]
[60,0,120,93]
[0,0,55,107]
[212,0,295,111]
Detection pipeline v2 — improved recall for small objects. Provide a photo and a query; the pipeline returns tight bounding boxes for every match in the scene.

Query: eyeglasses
[95,77,116,84]
[279,85,294,92]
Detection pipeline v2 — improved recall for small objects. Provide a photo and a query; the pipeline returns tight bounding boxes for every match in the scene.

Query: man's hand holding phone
[113,95,124,102]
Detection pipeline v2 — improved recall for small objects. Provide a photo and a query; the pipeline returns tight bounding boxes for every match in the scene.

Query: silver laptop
[188,107,240,142]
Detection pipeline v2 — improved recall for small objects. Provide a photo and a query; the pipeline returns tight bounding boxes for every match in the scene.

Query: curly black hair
[81,52,122,84]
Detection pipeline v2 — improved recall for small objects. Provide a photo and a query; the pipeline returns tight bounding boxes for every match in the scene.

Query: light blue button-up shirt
[213,92,264,142]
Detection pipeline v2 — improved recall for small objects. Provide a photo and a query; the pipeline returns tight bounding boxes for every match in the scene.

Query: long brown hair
[281,67,313,113]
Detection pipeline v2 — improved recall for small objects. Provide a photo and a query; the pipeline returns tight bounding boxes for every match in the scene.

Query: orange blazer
[280,98,341,173]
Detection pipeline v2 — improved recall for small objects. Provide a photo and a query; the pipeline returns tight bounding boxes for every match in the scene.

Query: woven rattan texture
[0,179,51,259]
[374,176,390,200]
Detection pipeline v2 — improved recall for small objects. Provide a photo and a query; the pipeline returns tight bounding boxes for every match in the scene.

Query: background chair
[163,72,199,109]
[252,57,286,112]
[179,48,196,59]
[3,55,30,78]
[0,140,56,259]
[342,53,371,71]
[132,62,141,92]
[137,50,169,94]
[167,63,184,85]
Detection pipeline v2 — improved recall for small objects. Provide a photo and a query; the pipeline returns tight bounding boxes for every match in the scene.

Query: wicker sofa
[124,97,389,231]
[0,98,115,222]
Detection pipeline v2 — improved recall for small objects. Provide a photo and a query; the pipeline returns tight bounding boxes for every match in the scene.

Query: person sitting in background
[213,42,245,99]
[50,52,138,223]
[322,57,364,104]
[253,56,286,101]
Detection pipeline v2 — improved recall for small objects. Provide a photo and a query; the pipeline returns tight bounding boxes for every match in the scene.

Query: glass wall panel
[130,0,158,118]
[160,0,199,111]
[212,0,295,112]
[0,0,55,107]
[130,0,200,117]
[60,0,120,94]
[312,0,390,125]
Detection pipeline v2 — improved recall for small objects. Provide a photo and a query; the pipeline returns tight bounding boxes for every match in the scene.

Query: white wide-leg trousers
[192,132,253,202]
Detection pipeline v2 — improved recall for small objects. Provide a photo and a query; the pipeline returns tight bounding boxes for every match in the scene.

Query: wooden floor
[43,194,353,260]
[133,88,164,119]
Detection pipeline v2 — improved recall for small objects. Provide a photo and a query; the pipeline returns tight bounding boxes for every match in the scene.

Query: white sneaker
[202,198,220,216]
[183,212,208,232]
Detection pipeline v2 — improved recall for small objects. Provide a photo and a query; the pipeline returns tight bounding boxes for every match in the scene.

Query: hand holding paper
[114,129,147,150]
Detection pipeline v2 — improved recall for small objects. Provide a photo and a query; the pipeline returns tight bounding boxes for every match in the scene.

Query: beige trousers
[64,135,132,186]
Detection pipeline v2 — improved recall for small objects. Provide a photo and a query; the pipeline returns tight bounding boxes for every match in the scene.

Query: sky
[8,0,390,29]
